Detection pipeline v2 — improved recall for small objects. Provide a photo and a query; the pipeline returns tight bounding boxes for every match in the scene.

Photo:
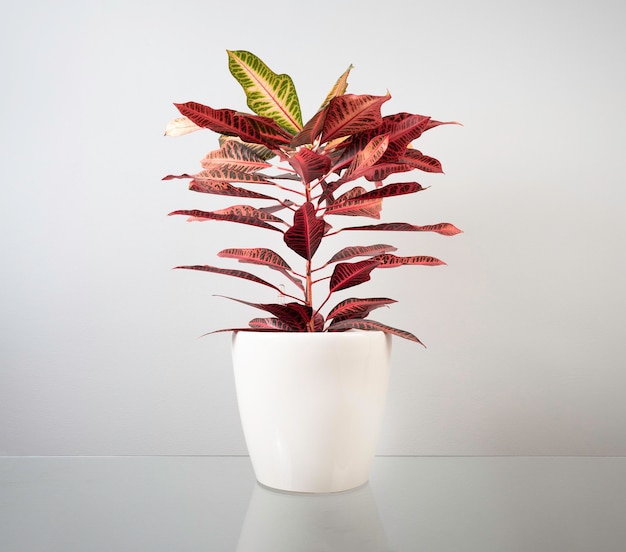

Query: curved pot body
[231,331,392,493]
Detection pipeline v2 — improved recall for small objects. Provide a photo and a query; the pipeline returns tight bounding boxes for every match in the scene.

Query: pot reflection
[236,482,390,552]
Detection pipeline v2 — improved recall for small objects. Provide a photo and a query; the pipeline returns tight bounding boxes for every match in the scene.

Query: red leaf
[329,260,381,293]
[218,296,312,331]
[174,265,283,293]
[378,113,432,160]
[339,134,389,183]
[326,297,397,323]
[371,254,446,267]
[248,317,295,331]
[328,318,425,346]
[283,202,326,260]
[217,248,292,271]
[287,148,331,184]
[292,93,391,146]
[362,162,416,182]
[188,179,278,201]
[337,222,463,236]
[168,206,285,232]
[324,244,397,265]
[174,102,292,148]
[399,150,444,173]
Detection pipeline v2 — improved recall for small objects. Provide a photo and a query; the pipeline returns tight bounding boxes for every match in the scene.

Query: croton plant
[164,50,461,345]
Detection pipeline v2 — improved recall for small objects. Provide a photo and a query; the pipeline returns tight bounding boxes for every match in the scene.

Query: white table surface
[1,456,625,551]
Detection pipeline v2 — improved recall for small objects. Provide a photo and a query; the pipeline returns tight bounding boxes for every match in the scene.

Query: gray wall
[2,0,625,456]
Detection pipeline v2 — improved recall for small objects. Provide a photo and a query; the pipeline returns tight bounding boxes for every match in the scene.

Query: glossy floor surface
[1,456,625,551]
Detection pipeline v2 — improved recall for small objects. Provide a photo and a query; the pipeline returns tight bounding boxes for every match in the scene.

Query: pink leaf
[328,318,425,346]
[329,260,381,293]
[283,202,326,260]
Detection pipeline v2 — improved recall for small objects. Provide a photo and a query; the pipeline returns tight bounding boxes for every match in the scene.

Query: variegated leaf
[336,222,463,236]
[371,254,446,267]
[174,102,292,148]
[326,297,397,323]
[283,202,325,260]
[227,50,303,134]
[328,318,425,346]
[164,116,201,137]
[168,206,284,231]
[201,140,272,173]
[218,248,292,271]
[188,180,278,201]
[319,64,353,109]
[329,260,381,293]
[174,265,283,293]
[324,244,397,265]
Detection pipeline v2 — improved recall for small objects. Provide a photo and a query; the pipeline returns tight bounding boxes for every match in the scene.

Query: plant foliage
[165,50,462,344]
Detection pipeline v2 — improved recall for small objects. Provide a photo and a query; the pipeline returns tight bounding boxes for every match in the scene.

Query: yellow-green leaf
[227,50,303,135]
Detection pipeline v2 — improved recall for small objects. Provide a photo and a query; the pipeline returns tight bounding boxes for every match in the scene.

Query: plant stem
[305,259,316,332]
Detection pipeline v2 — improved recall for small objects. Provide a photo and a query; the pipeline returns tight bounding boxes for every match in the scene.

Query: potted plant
[164,50,461,493]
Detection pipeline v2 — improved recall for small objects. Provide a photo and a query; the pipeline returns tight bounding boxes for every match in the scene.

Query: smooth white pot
[231,331,392,493]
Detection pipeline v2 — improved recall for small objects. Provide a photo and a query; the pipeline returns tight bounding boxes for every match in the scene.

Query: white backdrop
[1,0,625,456]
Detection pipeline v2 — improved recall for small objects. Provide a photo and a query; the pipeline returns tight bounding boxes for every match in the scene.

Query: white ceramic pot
[231,331,392,493]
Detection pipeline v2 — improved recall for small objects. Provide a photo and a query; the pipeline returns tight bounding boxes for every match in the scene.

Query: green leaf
[227,50,303,135]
